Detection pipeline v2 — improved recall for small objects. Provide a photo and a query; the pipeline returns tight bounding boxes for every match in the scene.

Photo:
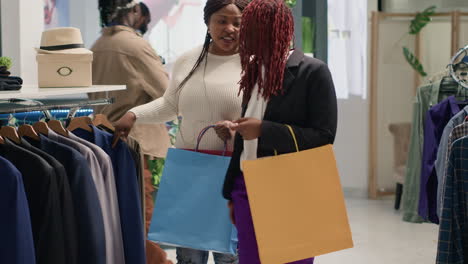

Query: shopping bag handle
[274,124,299,155]
[195,125,228,156]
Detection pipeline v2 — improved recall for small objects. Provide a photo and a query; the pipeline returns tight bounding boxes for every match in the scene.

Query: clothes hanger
[0,126,21,144]
[67,116,93,132]
[18,124,40,141]
[93,114,115,131]
[33,121,50,136]
[48,120,69,137]
[449,45,468,91]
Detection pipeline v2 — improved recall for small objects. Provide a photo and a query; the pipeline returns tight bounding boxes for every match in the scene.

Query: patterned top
[436,137,468,264]
[438,121,468,218]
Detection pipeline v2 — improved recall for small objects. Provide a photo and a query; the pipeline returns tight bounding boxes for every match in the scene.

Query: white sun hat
[36,27,92,54]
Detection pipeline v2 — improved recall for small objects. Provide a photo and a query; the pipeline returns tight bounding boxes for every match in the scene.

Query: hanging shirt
[19,138,78,264]
[0,156,36,264]
[24,135,107,264]
[328,0,367,98]
[125,136,145,225]
[0,139,66,264]
[438,122,468,219]
[47,130,125,264]
[436,136,468,264]
[419,96,461,223]
[105,132,145,234]
[403,80,446,223]
[435,106,468,218]
[74,126,146,264]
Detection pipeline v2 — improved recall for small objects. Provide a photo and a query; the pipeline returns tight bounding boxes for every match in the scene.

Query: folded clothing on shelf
[0,76,23,91]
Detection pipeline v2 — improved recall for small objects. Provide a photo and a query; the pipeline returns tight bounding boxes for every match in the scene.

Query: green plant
[149,158,166,189]
[403,47,427,77]
[285,0,297,8]
[302,16,315,54]
[0,57,13,70]
[402,6,436,77]
[409,6,436,35]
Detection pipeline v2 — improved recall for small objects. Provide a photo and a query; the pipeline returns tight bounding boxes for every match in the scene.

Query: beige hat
[36,27,92,54]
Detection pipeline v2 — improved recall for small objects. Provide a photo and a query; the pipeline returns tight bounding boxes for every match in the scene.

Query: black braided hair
[177,0,250,91]
[98,0,136,27]
[139,2,150,18]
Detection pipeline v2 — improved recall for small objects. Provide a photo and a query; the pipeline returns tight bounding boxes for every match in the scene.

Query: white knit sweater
[130,46,243,151]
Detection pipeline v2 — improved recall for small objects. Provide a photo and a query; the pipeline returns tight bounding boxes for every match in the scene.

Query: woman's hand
[214,120,237,141]
[231,117,262,140]
[228,201,235,225]
[112,112,137,147]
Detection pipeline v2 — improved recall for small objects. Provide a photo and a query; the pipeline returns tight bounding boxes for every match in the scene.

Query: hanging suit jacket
[0,139,67,264]
[0,156,36,264]
[74,126,146,264]
[24,135,107,264]
[19,139,78,264]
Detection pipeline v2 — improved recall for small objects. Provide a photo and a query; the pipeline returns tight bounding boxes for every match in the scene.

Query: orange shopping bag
[242,125,353,264]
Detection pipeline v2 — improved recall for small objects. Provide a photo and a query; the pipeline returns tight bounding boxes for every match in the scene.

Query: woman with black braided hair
[114,0,250,263]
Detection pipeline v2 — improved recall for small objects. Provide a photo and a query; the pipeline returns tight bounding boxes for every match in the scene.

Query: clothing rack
[0,85,152,264]
[0,85,124,120]
[0,98,114,120]
[368,11,468,199]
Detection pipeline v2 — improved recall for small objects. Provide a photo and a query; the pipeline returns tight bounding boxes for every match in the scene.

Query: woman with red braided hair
[219,0,338,263]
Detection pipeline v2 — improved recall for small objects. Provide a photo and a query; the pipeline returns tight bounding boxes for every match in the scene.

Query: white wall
[1,0,43,86]
[375,20,415,191]
[331,0,378,197]
[421,20,452,76]
[69,0,100,48]
[334,96,369,197]
[461,20,468,49]
[1,0,20,76]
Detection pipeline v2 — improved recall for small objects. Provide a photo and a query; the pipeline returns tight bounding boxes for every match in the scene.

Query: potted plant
[0,56,13,77]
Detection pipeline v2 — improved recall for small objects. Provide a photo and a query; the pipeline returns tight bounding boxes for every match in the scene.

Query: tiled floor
[165,198,439,264]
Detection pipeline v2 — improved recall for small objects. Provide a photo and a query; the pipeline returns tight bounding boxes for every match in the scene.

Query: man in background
[90,1,172,264]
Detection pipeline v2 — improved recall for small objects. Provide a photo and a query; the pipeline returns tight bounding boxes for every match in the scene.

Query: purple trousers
[231,174,315,264]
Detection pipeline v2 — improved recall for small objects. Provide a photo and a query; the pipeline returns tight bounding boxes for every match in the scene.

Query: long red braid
[238,0,294,102]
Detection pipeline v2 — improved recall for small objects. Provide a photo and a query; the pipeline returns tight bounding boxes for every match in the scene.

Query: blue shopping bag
[148,126,237,254]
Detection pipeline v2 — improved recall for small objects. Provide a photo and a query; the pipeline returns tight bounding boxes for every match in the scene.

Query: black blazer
[0,139,68,264]
[222,49,338,199]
